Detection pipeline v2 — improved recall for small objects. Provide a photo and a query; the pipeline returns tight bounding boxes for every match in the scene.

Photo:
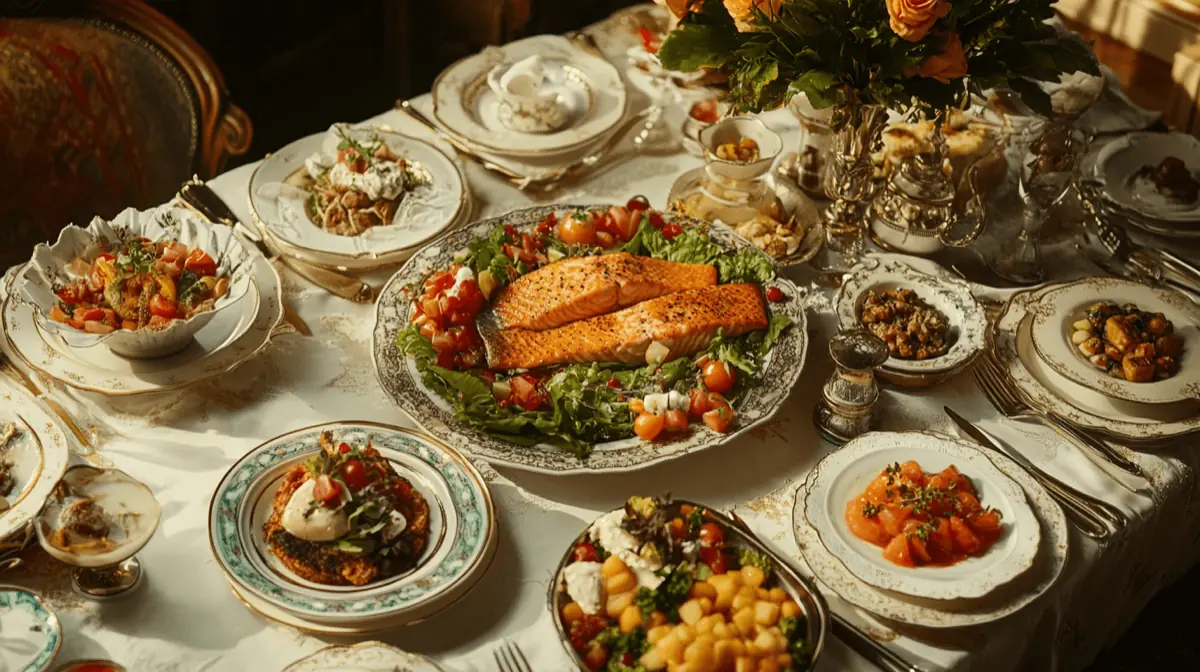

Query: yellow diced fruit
[690,582,718,600]
[685,635,717,672]
[620,604,644,633]
[607,591,634,618]
[755,600,781,627]
[756,588,770,601]
[710,576,738,612]
[661,633,687,664]
[641,647,668,671]
[754,629,780,655]
[602,554,628,577]
[607,571,637,595]
[648,624,673,645]
[673,624,697,646]
[774,630,789,653]
[733,607,756,635]
[776,654,792,668]
[780,600,801,619]
[695,615,716,635]
[758,658,781,672]
[768,588,788,603]
[732,591,756,613]
[561,601,584,623]
[741,565,765,588]
[735,657,758,672]
[714,638,746,667]
[698,597,713,615]
[679,599,705,625]
[710,622,734,640]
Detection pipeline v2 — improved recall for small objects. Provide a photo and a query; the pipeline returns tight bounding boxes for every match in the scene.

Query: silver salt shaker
[814,329,889,445]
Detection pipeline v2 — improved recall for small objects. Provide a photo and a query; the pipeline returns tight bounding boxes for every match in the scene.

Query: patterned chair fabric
[0,0,251,268]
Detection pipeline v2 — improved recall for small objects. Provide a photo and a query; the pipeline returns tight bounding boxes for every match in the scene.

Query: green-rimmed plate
[0,585,61,671]
[208,421,496,626]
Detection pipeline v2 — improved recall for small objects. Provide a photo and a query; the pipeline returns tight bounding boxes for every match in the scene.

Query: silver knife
[944,406,1114,540]
[179,179,374,306]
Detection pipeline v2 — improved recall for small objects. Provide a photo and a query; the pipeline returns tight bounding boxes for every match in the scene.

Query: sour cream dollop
[281,479,350,542]
[563,561,604,615]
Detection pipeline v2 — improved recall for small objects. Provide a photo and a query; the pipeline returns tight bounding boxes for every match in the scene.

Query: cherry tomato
[766,286,785,302]
[572,542,600,563]
[313,474,342,505]
[706,550,731,575]
[148,294,178,319]
[341,459,370,490]
[648,211,665,229]
[558,217,597,246]
[698,522,726,547]
[702,360,736,394]
[667,517,688,540]
[699,543,721,565]
[338,443,352,454]
[703,395,735,433]
[626,197,650,212]
[688,388,713,420]
[664,408,689,432]
[661,222,683,240]
[633,412,665,441]
[183,248,217,276]
[607,205,638,241]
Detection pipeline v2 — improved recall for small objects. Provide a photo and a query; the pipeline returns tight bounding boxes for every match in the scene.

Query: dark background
[144,0,642,168]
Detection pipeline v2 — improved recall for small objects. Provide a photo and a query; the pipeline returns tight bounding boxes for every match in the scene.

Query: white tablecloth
[5,23,1200,672]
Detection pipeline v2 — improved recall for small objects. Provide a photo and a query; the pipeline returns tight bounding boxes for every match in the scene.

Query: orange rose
[886,0,949,42]
[723,0,782,32]
[659,0,702,19]
[912,33,968,83]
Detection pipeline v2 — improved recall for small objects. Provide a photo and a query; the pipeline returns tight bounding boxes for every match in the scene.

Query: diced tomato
[536,215,556,236]
[882,534,915,567]
[661,222,683,240]
[504,224,519,241]
[572,542,600,563]
[79,307,106,322]
[430,330,455,352]
[313,474,342,505]
[705,550,731,575]
[392,479,413,501]
[510,374,545,411]
[149,294,178,319]
[765,286,785,303]
[184,248,217,276]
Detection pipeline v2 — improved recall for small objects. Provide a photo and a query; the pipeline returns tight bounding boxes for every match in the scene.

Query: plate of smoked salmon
[803,431,1040,601]
[371,200,809,473]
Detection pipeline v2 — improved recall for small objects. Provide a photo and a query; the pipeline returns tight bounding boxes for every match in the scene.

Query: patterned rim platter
[995,285,1200,444]
[1,252,282,396]
[432,35,627,156]
[0,386,69,542]
[283,641,445,672]
[0,585,61,671]
[1095,131,1200,225]
[372,204,810,475]
[835,259,986,376]
[208,421,496,626]
[248,125,467,263]
[804,431,1040,601]
[792,434,1069,629]
[1028,277,1200,404]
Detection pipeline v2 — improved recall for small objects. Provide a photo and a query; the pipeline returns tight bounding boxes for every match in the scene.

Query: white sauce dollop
[304,152,331,178]
[328,161,407,201]
[281,479,350,542]
[563,561,605,615]
[587,509,665,591]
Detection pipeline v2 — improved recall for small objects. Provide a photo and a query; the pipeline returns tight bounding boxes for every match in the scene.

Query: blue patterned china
[0,585,61,671]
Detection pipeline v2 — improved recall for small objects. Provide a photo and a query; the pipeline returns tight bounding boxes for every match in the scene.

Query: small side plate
[0,585,61,672]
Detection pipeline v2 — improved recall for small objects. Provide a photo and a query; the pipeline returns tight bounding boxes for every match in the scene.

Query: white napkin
[499,56,548,99]
[447,610,573,672]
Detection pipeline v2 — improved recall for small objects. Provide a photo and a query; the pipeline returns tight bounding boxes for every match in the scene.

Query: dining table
[4,10,1200,672]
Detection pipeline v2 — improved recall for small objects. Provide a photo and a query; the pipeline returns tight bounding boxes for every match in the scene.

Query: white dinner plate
[284,641,445,671]
[0,387,70,543]
[249,124,466,265]
[2,251,281,396]
[209,421,496,626]
[803,431,1040,601]
[1029,277,1200,404]
[793,433,1069,629]
[996,286,1200,445]
[1096,132,1200,225]
[835,259,986,376]
[432,35,627,156]
[0,586,61,671]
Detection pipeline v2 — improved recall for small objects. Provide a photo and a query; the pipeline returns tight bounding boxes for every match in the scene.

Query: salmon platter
[372,202,810,473]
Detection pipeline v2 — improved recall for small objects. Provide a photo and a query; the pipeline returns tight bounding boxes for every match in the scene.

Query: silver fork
[493,639,533,672]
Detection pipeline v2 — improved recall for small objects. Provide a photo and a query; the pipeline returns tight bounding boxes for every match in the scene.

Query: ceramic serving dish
[1095,132,1200,225]
[0,585,61,671]
[35,466,161,569]
[283,641,445,672]
[835,259,986,380]
[209,422,495,627]
[15,205,256,359]
[699,117,784,182]
[549,499,828,670]
[804,431,1040,601]
[250,124,467,264]
[1028,277,1200,404]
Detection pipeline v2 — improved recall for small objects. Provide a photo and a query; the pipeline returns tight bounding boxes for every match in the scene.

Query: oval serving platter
[804,431,1040,601]
[372,204,809,475]
[208,421,496,626]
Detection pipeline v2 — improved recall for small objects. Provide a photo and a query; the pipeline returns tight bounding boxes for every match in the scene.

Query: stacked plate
[208,421,497,635]
[1092,132,1200,238]
[993,277,1200,446]
[249,124,472,271]
[835,259,988,387]
[794,431,1069,628]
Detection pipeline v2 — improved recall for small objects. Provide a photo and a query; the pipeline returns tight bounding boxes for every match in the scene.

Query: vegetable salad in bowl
[550,496,828,671]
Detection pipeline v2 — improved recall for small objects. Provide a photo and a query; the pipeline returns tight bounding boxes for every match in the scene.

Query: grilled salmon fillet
[489,253,718,331]
[482,283,768,370]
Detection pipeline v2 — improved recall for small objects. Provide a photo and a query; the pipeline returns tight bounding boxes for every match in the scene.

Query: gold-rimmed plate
[0,389,69,543]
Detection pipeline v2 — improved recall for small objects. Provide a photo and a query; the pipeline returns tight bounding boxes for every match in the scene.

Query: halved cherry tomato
[572,542,600,562]
[558,217,597,246]
[607,205,638,241]
[633,412,665,441]
[661,222,683,240]
[595,231,616,248]
[184,249,217,276]
[702,360,736,394]
[510,374,545,411]
[702,394,735,433]
[341,459,370,490]
[688,388,713,420]
[313,474,342,505]
[705,550,731,575]
[148,294,178,319]
[698,522,725,547]
[664,408,689,432]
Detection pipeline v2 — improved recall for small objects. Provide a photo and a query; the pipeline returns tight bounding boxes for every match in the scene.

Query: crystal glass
[781,95,835,198]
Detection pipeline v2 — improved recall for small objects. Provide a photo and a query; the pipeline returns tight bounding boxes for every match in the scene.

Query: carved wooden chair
[0,0,252,267]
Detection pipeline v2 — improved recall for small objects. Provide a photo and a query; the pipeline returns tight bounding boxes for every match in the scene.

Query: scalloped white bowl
[14,205,256,359]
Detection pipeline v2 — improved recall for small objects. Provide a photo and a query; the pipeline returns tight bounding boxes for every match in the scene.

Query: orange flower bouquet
[657,0,1098,122]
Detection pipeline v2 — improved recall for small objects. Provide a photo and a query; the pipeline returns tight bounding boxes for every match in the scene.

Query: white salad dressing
[281,479,350,542]
[446,266,475,298]
[563,561,605,615]
[588,510,665,592]
[326,161,408,201]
